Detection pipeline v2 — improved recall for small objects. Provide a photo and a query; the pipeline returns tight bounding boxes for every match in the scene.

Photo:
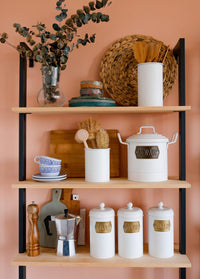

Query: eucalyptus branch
[0,0,111,70]
[5,41,17,50]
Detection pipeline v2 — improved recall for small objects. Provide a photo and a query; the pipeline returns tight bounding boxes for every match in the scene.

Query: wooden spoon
[75,129,89,149]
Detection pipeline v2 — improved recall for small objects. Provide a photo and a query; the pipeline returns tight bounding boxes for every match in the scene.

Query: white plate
[32,173,67,182]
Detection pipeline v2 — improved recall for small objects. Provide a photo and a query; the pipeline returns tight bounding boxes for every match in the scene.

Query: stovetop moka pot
[45,209,81,256]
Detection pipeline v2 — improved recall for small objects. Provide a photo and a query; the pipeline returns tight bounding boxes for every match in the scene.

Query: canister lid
[126,126,168,143]
[127,133,168,143]
[89,202,115,218]
[148,201,174,218]
[117,202,143,218]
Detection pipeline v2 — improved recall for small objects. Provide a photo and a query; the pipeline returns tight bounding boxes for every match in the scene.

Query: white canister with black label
[148,201,174,258]
[117,202,143,259]
[89,203,115,258]
[118,126,178,182]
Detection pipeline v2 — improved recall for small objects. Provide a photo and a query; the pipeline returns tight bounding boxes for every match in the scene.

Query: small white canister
[85,148,110,182]
[148,201,174,258]
[138,62,163,106]
[117,202,143,259]
[89,202,115,258]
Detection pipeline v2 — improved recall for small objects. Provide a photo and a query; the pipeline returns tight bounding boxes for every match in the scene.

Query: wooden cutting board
[60,189,80,216]
[38,189,67,248]
[49,129,120,178]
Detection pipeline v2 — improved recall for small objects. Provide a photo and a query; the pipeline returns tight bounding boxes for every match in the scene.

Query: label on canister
[95,221,112,233]
[135,146,160,159]
[153,220,170,232]
[123,221,140,233]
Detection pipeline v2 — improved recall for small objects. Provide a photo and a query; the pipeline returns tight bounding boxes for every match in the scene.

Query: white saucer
[32,173,67,182]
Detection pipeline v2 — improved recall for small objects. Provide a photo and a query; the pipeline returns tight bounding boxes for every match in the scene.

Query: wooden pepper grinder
[27,201,40,256]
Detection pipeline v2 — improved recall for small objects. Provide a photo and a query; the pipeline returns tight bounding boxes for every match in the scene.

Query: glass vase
[37,66,65,107]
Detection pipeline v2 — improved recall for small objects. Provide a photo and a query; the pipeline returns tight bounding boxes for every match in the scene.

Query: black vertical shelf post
[18,43,33,279]
[19,46,27,279]
[173,38,186,279]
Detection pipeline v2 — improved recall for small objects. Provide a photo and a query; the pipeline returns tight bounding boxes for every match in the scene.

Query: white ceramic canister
[117,202,143,259]
[138,62,163,106]
[148,201,174,258]
[85,148,110,182]
[118,126,178,182]
[89,202,115,258]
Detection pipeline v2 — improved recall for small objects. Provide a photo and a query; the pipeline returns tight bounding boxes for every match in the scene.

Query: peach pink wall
[0,0,199,278]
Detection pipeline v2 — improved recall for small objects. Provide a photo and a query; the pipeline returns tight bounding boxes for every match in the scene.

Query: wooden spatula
[146,43,156,62]
[133,41,147,63]
[146,42,162,62]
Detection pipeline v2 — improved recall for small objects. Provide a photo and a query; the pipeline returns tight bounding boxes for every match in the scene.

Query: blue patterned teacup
[39,164,61,177]
[34,156,61,166]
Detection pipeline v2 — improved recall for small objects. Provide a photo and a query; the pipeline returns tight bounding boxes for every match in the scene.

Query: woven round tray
[100,35,177,106]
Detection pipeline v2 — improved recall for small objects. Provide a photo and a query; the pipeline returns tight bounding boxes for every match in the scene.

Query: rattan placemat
[100,35,177,106]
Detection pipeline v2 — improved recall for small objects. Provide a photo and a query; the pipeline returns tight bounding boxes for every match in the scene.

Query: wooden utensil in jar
[75,129,89,149]
[154,41,162,62]
[146,42,162,62]
[162,45,170,63]
[78,117,100,148]
[133,41,147,64]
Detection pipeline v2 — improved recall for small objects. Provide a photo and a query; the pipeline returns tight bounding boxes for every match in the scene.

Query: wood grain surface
[49,129,120,178]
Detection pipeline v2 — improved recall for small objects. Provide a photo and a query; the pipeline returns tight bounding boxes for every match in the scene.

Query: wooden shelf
[12,178,191,189]
[12,106,191,114]
[12,246,191,268]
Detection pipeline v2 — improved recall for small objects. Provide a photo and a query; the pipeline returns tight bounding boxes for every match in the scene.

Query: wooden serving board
[49,129,120,178]
[38,189,67,248]
[60,189,80,216]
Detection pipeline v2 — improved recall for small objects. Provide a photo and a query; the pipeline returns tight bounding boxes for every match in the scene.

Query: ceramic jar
[148,201,174,258]
[85,148,110,182]
[117,202,143,259]
[89,202,115,258]
[80,80,104,97]
[138,62,163,106]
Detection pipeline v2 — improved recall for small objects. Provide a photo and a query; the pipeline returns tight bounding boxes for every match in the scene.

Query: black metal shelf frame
[18,39,187,279]
[173,38,187,279]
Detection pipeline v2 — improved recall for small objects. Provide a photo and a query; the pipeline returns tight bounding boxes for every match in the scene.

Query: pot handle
[117,133,128,145]
[76,216,81,226]
[44,215,54,236]
[137,126,156,134]
[168,132,178,145]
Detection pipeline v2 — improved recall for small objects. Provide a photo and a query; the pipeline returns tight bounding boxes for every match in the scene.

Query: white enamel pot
[118,126,178,182]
